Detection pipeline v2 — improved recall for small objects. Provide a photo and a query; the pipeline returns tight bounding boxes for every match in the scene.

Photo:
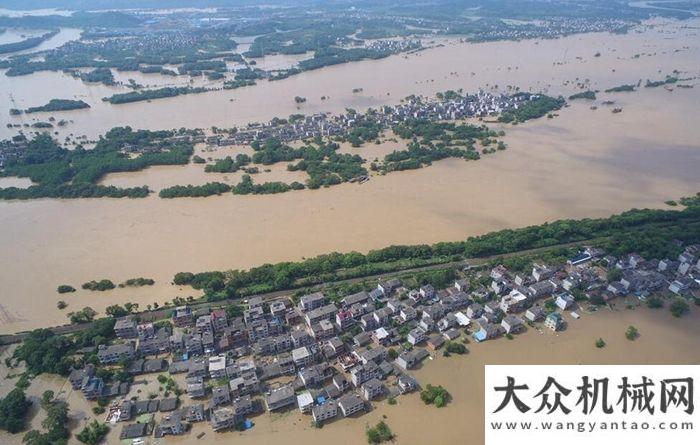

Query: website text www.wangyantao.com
[489,419,694,433]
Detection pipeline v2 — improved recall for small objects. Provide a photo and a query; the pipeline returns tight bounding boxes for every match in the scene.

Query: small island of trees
[82,279,115,291]
[420,384,451,407]
[77,68,115,86]
[103,86,209,104]
[24,99,91,114]
[57,284,76,294]
[568,90,596,100]
[0,30,59,55]
[119,277,155,288]
[366,421,394,444]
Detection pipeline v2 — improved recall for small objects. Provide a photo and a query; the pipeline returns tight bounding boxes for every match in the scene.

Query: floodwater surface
[0,18,699,332]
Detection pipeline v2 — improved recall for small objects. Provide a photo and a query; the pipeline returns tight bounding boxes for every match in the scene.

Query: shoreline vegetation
[81,279,115,292]
[0,29,58,55]
[22,99,90,114]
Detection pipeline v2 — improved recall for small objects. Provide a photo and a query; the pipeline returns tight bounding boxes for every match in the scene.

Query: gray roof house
[312,399,338,425]
[338,393,365,417]
[525,306,545,322]
[185,404,207,423]
[265,384,296,411]
[361,378,385,400]
[120,423,151,440]
[97,343,135,365]
[396,349,429,370]
[154,411,186,438]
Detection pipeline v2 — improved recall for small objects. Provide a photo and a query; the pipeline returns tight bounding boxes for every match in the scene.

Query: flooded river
[0,18,699,332]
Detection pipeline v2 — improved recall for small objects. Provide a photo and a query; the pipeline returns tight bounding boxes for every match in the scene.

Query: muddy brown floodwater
[0,18,699,332]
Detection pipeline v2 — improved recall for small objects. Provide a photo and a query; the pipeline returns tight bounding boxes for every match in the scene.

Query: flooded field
[2,18,699,140]
[0,18,699,332]
[1,301,698,445]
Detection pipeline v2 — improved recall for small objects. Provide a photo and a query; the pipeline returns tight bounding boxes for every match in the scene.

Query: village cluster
[206,90,536,146]
[67,243,700,441]
[476,17,631,42]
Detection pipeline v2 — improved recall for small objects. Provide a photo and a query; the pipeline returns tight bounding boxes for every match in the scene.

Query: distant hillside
[0,11,142,29]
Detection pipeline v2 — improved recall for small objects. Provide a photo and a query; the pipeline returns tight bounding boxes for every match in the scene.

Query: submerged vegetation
[204,154,251,173]
[57,285,76,294]
[645,76,678,88]
[76,420,110,445]
[160,137,363,197]
[159,182,232,198]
